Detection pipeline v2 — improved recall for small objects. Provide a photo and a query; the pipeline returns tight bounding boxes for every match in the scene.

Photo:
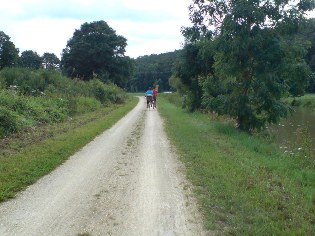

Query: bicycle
[146,96,154,109]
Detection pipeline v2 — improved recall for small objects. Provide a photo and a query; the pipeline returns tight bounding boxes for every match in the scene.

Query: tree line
[169,0,315,132]
[0,21,131,137]
[2,7,315,132]
[0,21,133,88]
[0,31,60,70]
[128,51,181,92]
[0,19,180,93]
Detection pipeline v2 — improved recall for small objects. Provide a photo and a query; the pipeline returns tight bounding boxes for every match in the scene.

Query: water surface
[268,108,315,155]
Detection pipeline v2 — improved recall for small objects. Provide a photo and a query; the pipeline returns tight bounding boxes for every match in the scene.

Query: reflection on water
[268,108,315,155]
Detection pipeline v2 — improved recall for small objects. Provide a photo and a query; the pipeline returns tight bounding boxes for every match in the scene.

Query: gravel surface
[0,97,208,236]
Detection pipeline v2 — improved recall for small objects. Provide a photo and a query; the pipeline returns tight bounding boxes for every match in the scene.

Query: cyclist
[145,87,153,108]
[153,87,158,108]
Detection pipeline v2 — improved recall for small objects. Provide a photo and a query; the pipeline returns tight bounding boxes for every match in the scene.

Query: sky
[1,1,314,60]
[0,0,192,59]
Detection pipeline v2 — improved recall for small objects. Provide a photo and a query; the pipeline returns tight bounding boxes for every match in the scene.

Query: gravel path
[0,97,208,236]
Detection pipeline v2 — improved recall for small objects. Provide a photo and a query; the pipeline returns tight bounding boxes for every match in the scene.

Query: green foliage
[0,90,69,135]
[159,95,315,235]
[42,52,60,70]
[19,50,42,69]
[61,20,133,86]
[298,19,315,92]
[75,97,102,114]
[129,51,181,92]
[0,106,20,136]
[0,68,127,137]
[0,68,126,102]
[287,94,315,113]
[171,40,215,111]
[0,31,10,46]
[0,67,60,94]
[0,40,19,69]
[0,31,19,69]
[180,0,314,131]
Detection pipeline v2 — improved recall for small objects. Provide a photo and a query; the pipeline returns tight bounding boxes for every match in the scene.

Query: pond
[267,108,315,155]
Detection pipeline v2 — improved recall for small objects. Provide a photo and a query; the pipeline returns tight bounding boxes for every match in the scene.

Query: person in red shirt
[153,87,158,108]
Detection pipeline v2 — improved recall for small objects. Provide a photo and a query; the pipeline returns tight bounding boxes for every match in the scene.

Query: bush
[88,79,126,104]
[0,68,127,137]
[74,97,102,114]
[0,106,20,137]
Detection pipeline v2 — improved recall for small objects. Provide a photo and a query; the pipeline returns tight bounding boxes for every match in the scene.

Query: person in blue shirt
[145,87,153,108]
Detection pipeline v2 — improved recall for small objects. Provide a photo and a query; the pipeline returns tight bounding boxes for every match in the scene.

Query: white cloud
[3,0,313,59]
[8,18,83,57]
[307,10,315,18]
[0,0,192,58]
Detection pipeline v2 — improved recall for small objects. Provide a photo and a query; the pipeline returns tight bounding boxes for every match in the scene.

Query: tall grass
[159,94,315,235]
[0,68,126,137]
[287,94,315,112]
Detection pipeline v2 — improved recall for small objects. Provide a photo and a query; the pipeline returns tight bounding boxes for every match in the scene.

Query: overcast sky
[1,1,314,59]
[0,0,192,59]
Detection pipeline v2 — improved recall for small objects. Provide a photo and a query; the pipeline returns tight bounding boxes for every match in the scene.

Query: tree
[184,0,314,131]
[19,50,42,69]
[0,31,19,69]
[298,18,315,93]
[0,31,10,47]
[0,41,19,69]
[107,56,134,88]
[129,51,181,92]
[300,19,315,71]
[42,52,60,70]
[171,40,215,111]
[61,20,132,85]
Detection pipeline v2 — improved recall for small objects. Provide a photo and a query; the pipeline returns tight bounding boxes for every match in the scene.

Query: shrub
[75,97,102,114]
[0,68,127,137]
[0,106,20,137]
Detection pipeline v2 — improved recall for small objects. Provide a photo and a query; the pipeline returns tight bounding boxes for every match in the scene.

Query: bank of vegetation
[159,94,314,235]
[288,94,315,113]
[0,68,126,137]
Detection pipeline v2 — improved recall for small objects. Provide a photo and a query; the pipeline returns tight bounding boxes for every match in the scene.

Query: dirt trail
[0,97,208,236]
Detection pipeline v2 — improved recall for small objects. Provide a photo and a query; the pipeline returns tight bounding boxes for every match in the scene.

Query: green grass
[286,94,315,113]
[0,97,138,202]
[158,95,315,235]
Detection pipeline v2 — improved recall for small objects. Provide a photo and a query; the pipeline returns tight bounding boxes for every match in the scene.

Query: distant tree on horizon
[19,50,42,69]
[42,52,60,70]
[0,31,19,69]
[61,20,133,87]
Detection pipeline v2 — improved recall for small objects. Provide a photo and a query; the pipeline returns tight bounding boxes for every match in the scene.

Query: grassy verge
[286,94,315,113]
[0,96,138,202]
[158,95,315,235]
